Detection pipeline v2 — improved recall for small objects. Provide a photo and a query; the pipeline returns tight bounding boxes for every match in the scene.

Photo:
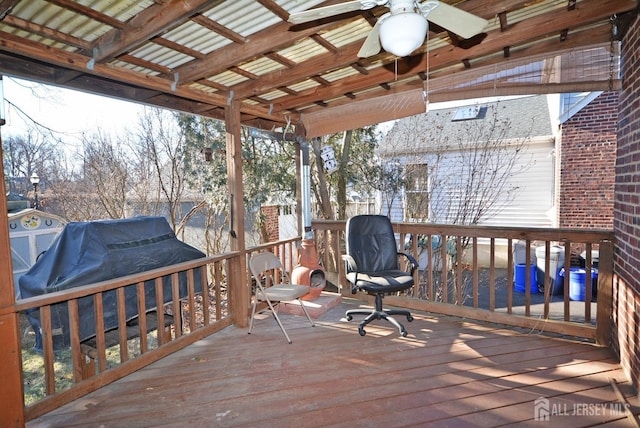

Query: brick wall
[559,92,618,229]
[260,205,280,243]
[613,14,640,393]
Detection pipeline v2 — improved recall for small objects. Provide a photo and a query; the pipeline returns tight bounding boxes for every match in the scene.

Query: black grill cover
[19,216,206,351]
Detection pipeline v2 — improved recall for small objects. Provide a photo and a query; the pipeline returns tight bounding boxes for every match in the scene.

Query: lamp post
[29,172,40,210]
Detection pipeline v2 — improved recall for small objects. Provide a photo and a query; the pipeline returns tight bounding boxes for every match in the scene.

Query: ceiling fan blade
[288,1,376,24]
[357,16,384,58]
[424,1,488,40]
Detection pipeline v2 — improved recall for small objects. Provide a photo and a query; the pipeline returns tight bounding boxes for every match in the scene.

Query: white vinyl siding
[476,140,555,228]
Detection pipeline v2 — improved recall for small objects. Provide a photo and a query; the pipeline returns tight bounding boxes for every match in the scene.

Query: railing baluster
[585,242,593,323]
[171,273,182,338]
[40,305,55,396]
[473,237,479,309]
[187,269,196,331]
[201,267,210,326]
[524,240,531,317]
[563,241,571,322]
[137,282,147,354]
[94,292,107,373]
[543,241,551,319]
[68,299,82,383]
[215,262,222,321]
[456,236,463,305]
[116,288,128,362]
[427,235,433,300]
[441,234,448,304]
[490,238,496,312]
[507,238,513,314]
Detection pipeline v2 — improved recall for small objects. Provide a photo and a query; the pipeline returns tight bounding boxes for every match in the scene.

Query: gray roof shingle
[380,95,554,155]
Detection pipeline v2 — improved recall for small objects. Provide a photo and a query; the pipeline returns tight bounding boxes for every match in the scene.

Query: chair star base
[345,294,413,337]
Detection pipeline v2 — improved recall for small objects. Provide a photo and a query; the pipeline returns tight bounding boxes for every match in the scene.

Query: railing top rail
[6,237,303,316]
[8,253,238,314]
[246,237,300,253]
[312,220,615,243]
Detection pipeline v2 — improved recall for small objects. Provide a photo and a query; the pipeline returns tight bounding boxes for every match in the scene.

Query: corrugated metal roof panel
[277,38,329,63]
[11,0,153,42]
[260,88,290,101]
[131,43,194,69]
[238,56,286,76]
[275,0,327,14]
[163,22,232,55]
[78,0,151,21]
[287,79,321,92]
[12,1,104,42]
[209,70,249,87]
[204,0,281,37]
[322,66,360,83]
[189,82,220,94]
[320,18,371,47]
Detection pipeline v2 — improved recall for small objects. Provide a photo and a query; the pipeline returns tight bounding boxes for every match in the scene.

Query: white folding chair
[249,251,315,343]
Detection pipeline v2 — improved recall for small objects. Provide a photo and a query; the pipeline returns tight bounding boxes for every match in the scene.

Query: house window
[405,164,429,221]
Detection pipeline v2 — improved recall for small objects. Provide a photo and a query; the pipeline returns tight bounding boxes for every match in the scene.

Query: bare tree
[2,128,62,196]
[130,108,187,229]
[46,158,97,221]
[80,130,130,219]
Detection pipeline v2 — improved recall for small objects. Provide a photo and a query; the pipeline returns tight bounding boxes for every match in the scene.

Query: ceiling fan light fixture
[379,12,427,57]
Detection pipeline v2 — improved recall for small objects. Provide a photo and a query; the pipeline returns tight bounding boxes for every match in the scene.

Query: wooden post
[596,241,614,346]
[295,140,302,237]
[0,82,26,425]
[225,99,248,327]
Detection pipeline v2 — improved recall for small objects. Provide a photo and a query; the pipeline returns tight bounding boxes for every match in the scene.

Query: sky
[2,76,146,150]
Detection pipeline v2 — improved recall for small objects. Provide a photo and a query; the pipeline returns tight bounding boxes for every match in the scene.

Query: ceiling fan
[288,0,488,58]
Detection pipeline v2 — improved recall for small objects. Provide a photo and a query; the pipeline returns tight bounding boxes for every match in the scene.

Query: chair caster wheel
[407,315,414,322]
[358,326,366,336]
[346,314,353,321]
[401,330,408,337]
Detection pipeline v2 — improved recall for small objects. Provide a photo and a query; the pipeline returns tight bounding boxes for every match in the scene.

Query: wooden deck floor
[28,298,640,427]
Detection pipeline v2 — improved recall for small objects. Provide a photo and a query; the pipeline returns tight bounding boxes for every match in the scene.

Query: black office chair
[342,215,419,337]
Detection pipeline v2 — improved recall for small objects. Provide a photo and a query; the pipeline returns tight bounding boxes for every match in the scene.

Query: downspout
[299,137,313,240]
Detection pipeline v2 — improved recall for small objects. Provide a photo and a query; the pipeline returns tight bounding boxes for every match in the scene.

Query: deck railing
[14,238,300,421]
[12,221,616,421]
[312,220,614,345]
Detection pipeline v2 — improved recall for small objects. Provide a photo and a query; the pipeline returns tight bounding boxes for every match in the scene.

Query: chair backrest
[249,251,288,285]
[345,215,399,273]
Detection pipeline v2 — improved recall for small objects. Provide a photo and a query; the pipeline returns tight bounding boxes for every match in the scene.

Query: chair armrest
[342,254,358,273]
[342,255,360,294]
[398,252,419,275]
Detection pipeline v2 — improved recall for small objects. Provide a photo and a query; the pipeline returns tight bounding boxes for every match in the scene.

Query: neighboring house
[378,93,618,268]
[379,94,558,228]
[379,93,618,229]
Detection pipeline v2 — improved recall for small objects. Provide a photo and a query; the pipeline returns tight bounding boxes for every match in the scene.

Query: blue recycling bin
[515,264,537,293]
